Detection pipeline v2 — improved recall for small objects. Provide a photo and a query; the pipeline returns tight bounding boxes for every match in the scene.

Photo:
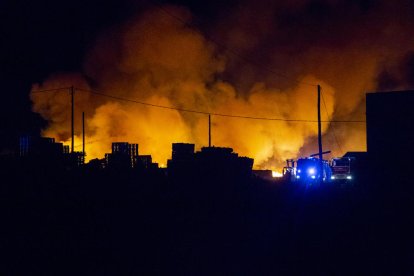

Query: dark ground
[1,161,413,275]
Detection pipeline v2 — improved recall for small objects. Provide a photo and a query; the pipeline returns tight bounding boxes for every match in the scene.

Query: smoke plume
[31,1,414,170]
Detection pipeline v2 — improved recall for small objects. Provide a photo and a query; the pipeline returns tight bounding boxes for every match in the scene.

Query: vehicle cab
[330,157,352,181]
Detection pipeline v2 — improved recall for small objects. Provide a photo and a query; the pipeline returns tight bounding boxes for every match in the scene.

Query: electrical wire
[31,86,366,123]
[74,138,111,149]
[77,87,365,123]
[31,87,72,93]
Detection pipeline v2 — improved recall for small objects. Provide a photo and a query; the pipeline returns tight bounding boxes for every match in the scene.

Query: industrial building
[20,136,64,158]
[366,90,414,187]
[172,143,195,161]
[366,90,414,163]
[135,155,159,170]
[167,143,195,176]
[167,143,254,179]
[19,135,84,167]
[167,143,196,176]
[105,142,139,169]
[195,146,254,179]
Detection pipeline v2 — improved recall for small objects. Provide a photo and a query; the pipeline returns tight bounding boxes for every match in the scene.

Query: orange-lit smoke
[30,3,414,170]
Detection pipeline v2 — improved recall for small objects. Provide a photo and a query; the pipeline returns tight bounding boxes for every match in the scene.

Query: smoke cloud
[31,1,414,170]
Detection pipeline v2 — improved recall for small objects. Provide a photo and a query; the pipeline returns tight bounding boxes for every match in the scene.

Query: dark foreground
[1,165,413,275]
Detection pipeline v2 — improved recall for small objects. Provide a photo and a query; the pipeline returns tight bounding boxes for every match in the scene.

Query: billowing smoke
[31,1,414,170]
[376,51,414,91]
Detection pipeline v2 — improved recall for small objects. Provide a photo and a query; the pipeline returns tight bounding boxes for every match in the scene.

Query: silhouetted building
[105,142,139,169]
[85,158,106,170]
[20,136,63,158]
[366,91,414,165]
[66,152,85,167]
[195,146,254,179]
[18,135,85,168]
[172,143,195,160]
[136,155,152,169]
[135,155,159,170]
[253,170,274,181]
[167,143,254,179]
[366,90,414,189]
[167,143,196,177]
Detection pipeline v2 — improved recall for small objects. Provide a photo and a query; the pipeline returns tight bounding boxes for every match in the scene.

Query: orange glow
[272,171,283,178]
[30,6,377,170]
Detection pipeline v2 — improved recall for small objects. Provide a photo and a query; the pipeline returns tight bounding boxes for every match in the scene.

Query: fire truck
[296,157,332,183]
[330,157,353,181]
[282,159,296,182]
[283,156,332,184]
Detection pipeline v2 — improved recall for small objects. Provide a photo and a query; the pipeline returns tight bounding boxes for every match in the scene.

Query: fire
[272,171,283,178]
[30,4,394,169]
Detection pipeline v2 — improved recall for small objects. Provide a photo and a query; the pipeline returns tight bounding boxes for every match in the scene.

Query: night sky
[0,0,236,147]
[2,0,414,158]
[1,0,131,146]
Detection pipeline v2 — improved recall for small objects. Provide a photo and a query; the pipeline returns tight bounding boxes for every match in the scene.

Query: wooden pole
[208,114,211,147]
[82,111,85,156]
[317,84,323,180]
[71,86,75,153]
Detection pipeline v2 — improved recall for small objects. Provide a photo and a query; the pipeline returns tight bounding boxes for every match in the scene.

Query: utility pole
[208,114,211,147]
[82,111,85,156]
[71,86,75,153]
[317,84,323,180]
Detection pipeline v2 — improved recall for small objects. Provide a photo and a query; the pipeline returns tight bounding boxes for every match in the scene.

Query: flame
[272,171,283,178]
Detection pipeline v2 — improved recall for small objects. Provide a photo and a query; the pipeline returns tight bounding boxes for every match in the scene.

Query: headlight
[297,169,301,173]
[331,176,335,180]
[346,175,352,180]
[296,175,300,179]
[311,175,316,179]
[308,168,316,175]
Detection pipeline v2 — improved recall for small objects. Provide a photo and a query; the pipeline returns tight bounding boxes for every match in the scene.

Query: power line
[76,87,365,123]
[152,2,318,87]
[74,138,110,149]
[31,86,366,123]
[31,87,72,93]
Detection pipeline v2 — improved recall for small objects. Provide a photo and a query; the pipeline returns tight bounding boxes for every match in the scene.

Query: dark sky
[0,0,235,148]
[0,0,137,141]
